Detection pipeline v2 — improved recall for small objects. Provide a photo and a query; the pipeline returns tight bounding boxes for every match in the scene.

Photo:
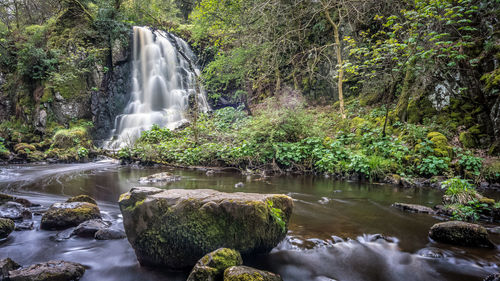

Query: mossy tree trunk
[395,59,415,122]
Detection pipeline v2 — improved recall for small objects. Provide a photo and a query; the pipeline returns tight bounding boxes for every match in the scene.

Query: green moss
[460,131,476,148]
[427,132,452,157]
[66,195,97,205]
[52,126,90,149]
[14,143,36,153]
[0,193,15,204]
[0,218,15,239]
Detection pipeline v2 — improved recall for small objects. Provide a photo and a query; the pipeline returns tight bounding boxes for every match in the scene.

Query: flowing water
[0,163,499,281]
[105,26,209,149]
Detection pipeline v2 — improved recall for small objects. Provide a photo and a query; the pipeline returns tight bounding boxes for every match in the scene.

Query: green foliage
[138,124,173,143]
[267,200,285,233]
[458,151,483,176]
[417,156,449,176]
[441,177,479,205]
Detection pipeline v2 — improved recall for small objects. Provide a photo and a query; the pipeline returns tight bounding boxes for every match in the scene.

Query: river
[0,161,498,280]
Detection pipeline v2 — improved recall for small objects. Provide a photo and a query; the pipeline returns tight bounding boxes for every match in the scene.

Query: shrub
[441,177,480,205]
[458,151,483,177]
[417,156,449,176]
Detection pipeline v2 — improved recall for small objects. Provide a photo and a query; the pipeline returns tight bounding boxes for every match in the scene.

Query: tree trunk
[395,60,415,122]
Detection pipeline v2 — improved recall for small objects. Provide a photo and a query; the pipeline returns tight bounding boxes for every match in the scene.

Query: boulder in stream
[187,248,243,281]
[72,219,110,238]
[0,258,21,280]
[429,221,495,248]
[0,218,15,239]
[224,266,283,281]
[0,193,15,204]
[392,203,435,214]
[119,187,293,269]
[7,260,85,281]
[0,202,32,221]
[41,202,101,230]
[66,195,97,205]
[138,172,181,184]
[94,228,126,240]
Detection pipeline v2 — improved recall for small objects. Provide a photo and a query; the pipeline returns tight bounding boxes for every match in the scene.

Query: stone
[138,172,181,184]
[94,228,126,240]
[0,193,15,204]
[53,228,76,242]
[15,221,34,231]
[66,195,97,205]
[429,221,495,248]
[41,202,101,230]
[384,174,401,185]
[187,248,243,281]
[0,218,15,238]
[72,219,110,238]
[0,258,21,280]
[14,198,36,208]
[484,274,500,281]
[487,226,500,235]
[392,203,435,214]
[223,266,283,281]
[8,260,85,281]
[234,182,244,188]
[119,187,293,269]
[0,202,32,220]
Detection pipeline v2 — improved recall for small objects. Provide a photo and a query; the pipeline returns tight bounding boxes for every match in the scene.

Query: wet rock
[400,178,414,188]
[14,198,37,208]
[429,221,495,248]
[234,182,244,188]
[487,226,500,235]
[0,218,15,238]
[0,258,21,279]
[0,202,32,220]
[41,202,101,230]
[0,193,14,204]
[72,219,110,238]
[66,195,97,205]
[119,187,293,269]
[187,248,243,281]
[484,273,500,281]
[224,266,283,281]
[206,170,215,176]
[8,260,85,281]
[15,221,34,231]
[53,227,76,242]
[384,174,401,185]
[94,228,126,240]
[138,172,181,184]
[392,203,435,214]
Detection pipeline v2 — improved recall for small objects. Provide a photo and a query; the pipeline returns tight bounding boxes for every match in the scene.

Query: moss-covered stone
[41,202,101,230]
[66,195,97,205]
[0,193,15,204]
[119,187,293,269]
[51,126,90,149]
[187,248,243,281]
[427,132,452,157]
[8,260,85,281]
[13,143,36,153]
[429,221,494,248]
[460,131,476,148]
[223,266,283,281]
[0,218,15,239]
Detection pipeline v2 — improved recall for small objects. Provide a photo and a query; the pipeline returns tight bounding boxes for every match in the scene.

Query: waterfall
[105,26,209,149]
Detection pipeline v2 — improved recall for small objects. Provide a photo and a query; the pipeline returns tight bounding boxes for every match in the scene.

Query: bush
[458,151,483,177]
[417,156,449,177]
[441,177,480,205]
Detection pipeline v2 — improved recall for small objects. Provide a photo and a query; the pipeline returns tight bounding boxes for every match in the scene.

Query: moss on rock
[223,266,283,281]
[187,248,243,281]
[66,195,97,205]
[41,202,101,230]
[0,218,15,239]
[429,221,494,248]
[427,132,452,157]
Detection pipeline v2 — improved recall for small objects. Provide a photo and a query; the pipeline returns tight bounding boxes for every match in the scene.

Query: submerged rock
[224,266,283,281]
[15,221,34,231]
[119,187,293,269]
[392,203,435,214]
[94,228,126,240]
[138,172,181,184]
[0,218,15,238]
[41,202,101,230]
[0,258,21,279]
[72,219,110,238]
[187,248,243,281]
[66,195,97,205]
[429,221,495,248]
[8,260,85,281]
[0,202,32,221]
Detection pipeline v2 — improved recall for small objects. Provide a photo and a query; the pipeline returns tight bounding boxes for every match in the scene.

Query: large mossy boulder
[7,260,85,281]
[119,187,293,269]
[429,221,495,248]
[187,248,243,281]
[223,266,283,281]
[41,202,101,230]
[0,218,15,239]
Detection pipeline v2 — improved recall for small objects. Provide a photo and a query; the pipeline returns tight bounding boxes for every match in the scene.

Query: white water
[105,26,209,149]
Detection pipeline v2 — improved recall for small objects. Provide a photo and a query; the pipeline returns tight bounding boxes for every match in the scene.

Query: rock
[484,273,500,281]
[72,219,110,238]
[0,258,21,279]
[429,221,495,248]
[487,226,500,235]
[234,182,244,188]
[53,228,76,242]
[138,172,181,184]
[392,203,435,214]
[15,221,34,231]
[119,187,293,269]
[384,174,401,185]
[94,228,126,240]
[41,202,101,230]
[206,170,215,176]
[224,266,283,281]
[187,248,243,281]
[66,195,97,205]
[0,218,15,238]
[0,202,32,220]
[8,260,85,281]
[0,193,15,204]
[14,198,37,208]
[400,177,413,188]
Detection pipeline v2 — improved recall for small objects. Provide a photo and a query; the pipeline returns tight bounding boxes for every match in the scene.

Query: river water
[0,161,498,281]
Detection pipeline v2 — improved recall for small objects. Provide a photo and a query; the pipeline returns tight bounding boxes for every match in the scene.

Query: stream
[0,161,499,281]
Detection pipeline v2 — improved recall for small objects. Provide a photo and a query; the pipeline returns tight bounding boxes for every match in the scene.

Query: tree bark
[395,59,415,122]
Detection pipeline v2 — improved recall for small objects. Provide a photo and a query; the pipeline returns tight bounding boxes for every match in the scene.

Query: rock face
[224,266,283,281]
[8,260,85,281]
[41,202,101,230]
[119,187,293,269]
[0,258,21,279]
[187,248,243,281]
[429,221,495,248]
[138,172,181,184]
[392,203,435,214]
[0,218,15,238]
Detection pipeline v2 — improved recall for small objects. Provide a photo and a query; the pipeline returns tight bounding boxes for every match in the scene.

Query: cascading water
[105,26,209,149]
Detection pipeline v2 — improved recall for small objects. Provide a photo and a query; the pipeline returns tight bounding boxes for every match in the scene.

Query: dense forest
[0,0,499,184]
